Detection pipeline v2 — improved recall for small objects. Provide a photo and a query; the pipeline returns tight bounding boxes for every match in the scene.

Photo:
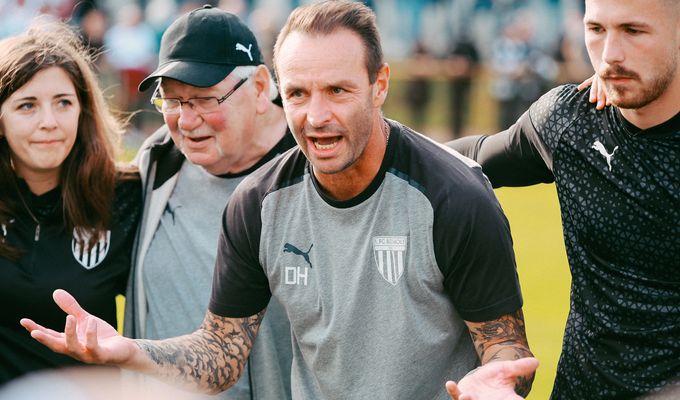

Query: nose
[602,32,624,65]
[176,102,203,131]
[305,92,332,128]
[39,106,58,130]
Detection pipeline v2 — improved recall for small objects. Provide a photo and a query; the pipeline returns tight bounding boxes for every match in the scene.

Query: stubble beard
[300,112,374,176]
[605,59,677,109]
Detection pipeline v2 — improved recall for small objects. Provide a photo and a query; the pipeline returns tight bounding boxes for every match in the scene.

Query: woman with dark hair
[0,21,141,386]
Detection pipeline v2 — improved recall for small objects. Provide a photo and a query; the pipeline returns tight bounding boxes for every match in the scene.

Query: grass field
[495,184,571,399]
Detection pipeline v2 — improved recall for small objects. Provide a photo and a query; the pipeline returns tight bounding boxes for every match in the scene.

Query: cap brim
[138,60,237,92]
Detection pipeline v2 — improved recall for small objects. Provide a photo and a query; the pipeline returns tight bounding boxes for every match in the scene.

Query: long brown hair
[0,21,126,259]
[273,0,384,84]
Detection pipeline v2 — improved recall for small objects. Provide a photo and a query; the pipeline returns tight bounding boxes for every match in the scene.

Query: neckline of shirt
[613,108,680,138]
[309,119,395,209]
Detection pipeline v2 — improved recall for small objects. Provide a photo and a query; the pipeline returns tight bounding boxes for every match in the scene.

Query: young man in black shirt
[449,0,680,398]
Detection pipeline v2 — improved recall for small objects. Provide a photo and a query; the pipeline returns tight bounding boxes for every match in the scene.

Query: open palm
[446,358,539,400]
[20,289,136,365]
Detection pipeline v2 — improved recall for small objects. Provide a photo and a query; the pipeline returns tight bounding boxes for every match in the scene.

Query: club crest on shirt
[71,228,111,269]
[1,219,14,242]
[373,236,407,285]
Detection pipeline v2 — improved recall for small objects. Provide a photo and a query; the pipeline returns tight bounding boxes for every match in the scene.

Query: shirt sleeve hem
[458,294,523,323]
[208,297,270,319]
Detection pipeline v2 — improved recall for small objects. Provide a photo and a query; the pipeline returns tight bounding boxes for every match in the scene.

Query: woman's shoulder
[113,169,142,216]
[115,168,141,189]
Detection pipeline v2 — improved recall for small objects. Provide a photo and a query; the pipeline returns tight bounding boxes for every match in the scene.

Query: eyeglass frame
[150,75,249,115]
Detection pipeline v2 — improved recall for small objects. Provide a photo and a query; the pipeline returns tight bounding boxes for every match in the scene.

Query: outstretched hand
[446,357,539,400]
[20,289,136,365]
[577,74,610,110]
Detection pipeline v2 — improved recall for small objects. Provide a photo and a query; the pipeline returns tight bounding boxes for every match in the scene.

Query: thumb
[53,289,88,319]
[505,357,539,377]
[445,380,461,399]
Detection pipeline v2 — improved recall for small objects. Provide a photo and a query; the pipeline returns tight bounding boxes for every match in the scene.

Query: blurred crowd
[0,0,593,139]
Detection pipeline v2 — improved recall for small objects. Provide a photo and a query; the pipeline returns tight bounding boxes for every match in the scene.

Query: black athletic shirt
[449,84,680,399]
[0,176,141,386]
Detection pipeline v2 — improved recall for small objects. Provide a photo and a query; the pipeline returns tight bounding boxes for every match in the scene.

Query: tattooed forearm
[467,309,531,362]
[515,373,533,397]
[466,309,535,397]
[136,309,265,394]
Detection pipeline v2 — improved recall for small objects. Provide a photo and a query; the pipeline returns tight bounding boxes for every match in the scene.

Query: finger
[504,357,540,377]
[85,317,99,353]
[53,289,89,319]
[20,318,42,332]
[594,77,605,110]
[589,76,598,103]
[445,381,461,400]
[64,314,82,352]
[601,83,610,108]
[20,319,63,338]
[577,75,594,91]
[30,326,69,354]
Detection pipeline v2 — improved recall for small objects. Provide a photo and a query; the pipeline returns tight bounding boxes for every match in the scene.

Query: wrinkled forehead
[276,30,369,86]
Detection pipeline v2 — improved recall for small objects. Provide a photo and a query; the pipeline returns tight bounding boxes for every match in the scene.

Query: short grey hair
[232,65,279,101]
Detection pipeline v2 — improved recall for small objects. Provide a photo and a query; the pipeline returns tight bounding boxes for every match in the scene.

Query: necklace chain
[383,120,390,146]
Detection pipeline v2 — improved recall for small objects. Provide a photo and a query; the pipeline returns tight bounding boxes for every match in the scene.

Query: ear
[372,63,390,108]
[252,65,273,114]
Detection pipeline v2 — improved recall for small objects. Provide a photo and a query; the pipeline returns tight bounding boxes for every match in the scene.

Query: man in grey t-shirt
[22,2,537,399]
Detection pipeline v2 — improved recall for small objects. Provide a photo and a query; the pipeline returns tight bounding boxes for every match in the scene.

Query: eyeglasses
[151,76,249,115]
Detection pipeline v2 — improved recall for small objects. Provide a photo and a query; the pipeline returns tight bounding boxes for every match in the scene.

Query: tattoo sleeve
[135,309,265,394]
[465,309,535,397]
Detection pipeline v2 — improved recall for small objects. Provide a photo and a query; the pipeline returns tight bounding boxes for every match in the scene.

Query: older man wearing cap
[123,6,294,399]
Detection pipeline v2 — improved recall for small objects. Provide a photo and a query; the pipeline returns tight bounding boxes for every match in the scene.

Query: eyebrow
[283,79,358,92]
[584,18,652,30]
[327,79,358,89]
[12,93,77,102]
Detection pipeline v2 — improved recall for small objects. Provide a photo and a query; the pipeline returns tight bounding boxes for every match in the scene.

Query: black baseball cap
[138,5,264,92]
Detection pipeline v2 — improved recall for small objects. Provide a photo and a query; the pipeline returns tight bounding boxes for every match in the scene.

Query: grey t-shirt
[210,120,523,400]
[144,162,251,399]
[144,161,240,339]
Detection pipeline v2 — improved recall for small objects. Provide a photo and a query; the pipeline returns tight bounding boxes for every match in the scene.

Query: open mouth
[312,136,340,150]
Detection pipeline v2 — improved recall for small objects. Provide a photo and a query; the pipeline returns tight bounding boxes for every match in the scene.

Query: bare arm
[465,309,534,396]
[21,289,263,395]
[445,309,537,399]
[135,310,265,394]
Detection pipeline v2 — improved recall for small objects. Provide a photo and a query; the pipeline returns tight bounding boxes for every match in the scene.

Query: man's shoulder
[134,125,184,185]
[392,122,485,188]
[386,122,499,216]
[530,84,594,122]
[233,146,307,202]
